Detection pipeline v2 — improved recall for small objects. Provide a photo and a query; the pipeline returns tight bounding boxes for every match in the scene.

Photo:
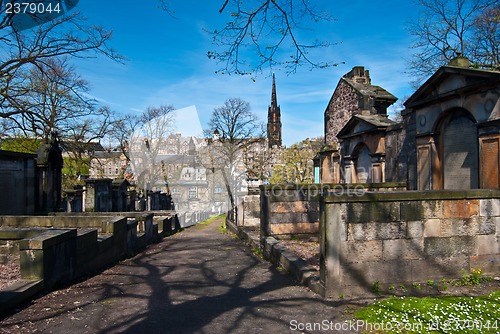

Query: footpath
[0,218,364,334]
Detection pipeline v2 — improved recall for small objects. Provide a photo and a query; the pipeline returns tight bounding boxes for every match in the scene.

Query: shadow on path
[0,218,367,334]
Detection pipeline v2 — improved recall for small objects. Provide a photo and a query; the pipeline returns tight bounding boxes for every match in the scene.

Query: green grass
[196,214,226,229]
[355,291,500,333]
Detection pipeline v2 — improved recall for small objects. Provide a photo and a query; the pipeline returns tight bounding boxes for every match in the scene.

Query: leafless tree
[127,105,176,192]
[0,55,116,186]
[160,0,339,75]
[0,4,121,120]
[4,57,97,139]
[471,4,500,68]
[407,0,499,86]
[203,98,264,223]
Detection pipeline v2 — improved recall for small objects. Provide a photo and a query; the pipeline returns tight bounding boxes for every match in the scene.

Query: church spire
[267,73,282,148]
[271,73,278,107]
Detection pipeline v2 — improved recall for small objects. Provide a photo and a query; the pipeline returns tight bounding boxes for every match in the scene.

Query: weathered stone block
[440,219,453,237]
[401,200,441,221]
[476,235,500,255]
[470,254,500,274]
[424,236,476,258]
[269,212,319,225]
[271,201,315,213]
[270,222,319,235]
[341,260,412,285]
[410,259,444,281]
[423,219,440,237]
[443,199,479,218]
[346,202,400,223]
[348,222,406,241]
[383,239,423,260]
[410,257,468,281]
[407,221,423,238]
[480,199,500,217]
[341,240,382,263]
[478,218,497,235]
[451,217,495,236]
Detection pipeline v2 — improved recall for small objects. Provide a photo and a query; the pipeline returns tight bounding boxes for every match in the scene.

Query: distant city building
[89,150,129,180]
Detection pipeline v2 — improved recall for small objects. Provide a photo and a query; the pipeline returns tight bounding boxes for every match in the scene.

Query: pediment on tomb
[405,66,500,109]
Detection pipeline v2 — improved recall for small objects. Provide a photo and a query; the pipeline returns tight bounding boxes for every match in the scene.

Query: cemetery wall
[320,190,500,299]
[260,183,406,241]
[0,211,179,312]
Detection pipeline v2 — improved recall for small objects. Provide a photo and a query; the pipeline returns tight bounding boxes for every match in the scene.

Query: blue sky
[74,0,421,146]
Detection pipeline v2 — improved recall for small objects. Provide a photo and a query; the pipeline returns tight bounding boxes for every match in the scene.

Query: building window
[189,187,197,199]
[172,188,180,194]
[214,186,223,194]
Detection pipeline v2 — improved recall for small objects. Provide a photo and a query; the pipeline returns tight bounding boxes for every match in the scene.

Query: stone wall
[324,80,359,145]
[0,216,128,288]
[0,211,180,312]
[260,183,406,242]
[320,190,500,299]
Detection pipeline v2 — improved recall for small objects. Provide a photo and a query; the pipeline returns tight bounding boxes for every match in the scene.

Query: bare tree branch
[159,0,339,76]
[0,9,123,119]
[407,0,499,87]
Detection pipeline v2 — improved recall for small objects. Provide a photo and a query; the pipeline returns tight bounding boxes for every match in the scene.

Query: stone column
[371,154,386,183]
[36,133,63,213]
[343,156,354,184]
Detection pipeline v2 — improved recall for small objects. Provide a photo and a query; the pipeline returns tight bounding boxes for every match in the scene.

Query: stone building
[404,57,500,190]
[336,114,397,183]
[319,66,397,183]
[324,66,397,145]
[89,150,129,180]
[319,58,500,190]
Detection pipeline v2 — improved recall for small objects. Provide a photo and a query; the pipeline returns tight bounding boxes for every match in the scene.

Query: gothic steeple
[267,74,282,148]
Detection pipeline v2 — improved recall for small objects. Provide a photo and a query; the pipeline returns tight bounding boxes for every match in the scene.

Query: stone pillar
[36,133,63,213]
[319,145,340,184]
[343,156,355,184]
[319,198,344,299]
[63,188,84,212]
[371,154,386,183]
[128,190,137,211]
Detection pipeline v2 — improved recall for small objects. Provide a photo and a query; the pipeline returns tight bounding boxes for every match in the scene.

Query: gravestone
[84,179,112,212]
[442,114,478,189]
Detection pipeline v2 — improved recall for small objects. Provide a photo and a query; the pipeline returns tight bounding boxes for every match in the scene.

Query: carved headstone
[442,114,478,189]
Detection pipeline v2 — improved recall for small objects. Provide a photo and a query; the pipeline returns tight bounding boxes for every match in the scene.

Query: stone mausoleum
[319,57,500,191]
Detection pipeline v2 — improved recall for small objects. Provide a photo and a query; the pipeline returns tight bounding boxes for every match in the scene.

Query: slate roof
[343,76,397,102]
[337,114,397,139]
[355,114,398,127]
[59,141,105,153]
